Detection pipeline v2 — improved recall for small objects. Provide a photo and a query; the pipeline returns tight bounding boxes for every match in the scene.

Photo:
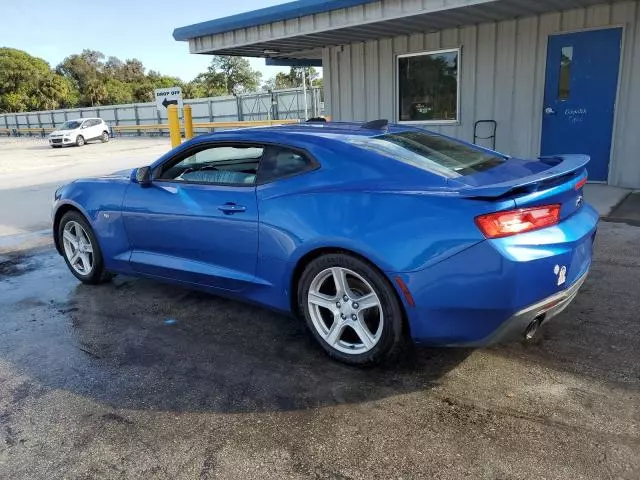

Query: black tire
[75,135,85,147]
[298,253,405,366]
[101,131,109,143]
[58,211,111,285]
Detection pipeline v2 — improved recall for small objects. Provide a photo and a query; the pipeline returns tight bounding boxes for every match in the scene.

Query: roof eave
[173,0,378,41]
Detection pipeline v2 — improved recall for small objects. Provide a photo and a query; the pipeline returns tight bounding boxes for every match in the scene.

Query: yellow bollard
[168,104,181,148]
[184,104,194,141]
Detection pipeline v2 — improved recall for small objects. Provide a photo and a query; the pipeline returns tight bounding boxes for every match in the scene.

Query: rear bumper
[455,268,589,347]
[393,204,598,346]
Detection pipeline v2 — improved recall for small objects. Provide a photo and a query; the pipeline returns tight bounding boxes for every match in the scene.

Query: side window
[257,146,314,183]
[159,145,264,186]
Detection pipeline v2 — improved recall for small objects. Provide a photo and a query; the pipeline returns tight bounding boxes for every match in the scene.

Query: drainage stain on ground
[0,254,38,278]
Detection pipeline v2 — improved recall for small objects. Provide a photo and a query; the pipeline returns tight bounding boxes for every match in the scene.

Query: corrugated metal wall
[322,1,640,189]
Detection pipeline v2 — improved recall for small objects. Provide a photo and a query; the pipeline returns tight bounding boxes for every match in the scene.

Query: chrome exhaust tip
[524,318,542,341]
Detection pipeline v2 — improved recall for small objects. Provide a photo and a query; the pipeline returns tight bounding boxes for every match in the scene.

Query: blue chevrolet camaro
[52,121,598,365]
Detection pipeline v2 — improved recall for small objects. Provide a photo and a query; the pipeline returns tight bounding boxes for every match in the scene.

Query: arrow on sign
[162,98,179,109]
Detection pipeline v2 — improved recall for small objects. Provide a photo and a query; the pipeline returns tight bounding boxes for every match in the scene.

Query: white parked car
[49,118,110,148]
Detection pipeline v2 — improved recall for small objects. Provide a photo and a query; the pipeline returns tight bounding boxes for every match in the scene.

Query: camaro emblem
[576,195,584,208]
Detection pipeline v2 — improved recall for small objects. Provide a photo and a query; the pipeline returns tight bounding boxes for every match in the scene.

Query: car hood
[50,129,78,136]
[103,168,135,179]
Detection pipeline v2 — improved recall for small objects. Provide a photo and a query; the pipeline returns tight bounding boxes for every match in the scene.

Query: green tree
[188,72,226,98]
[198,56,262,95]
[120,59,145,82]
[104,78,134,105]
[182,81,206,99]
[263,67,321,91]
[1,48,278,113]
[104,56,124,79]
[148,71,183,90]
[0,48,76,112]
[56,50,108,106]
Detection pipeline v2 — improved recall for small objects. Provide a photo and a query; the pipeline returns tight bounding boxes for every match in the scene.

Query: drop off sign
[155,87,184,112]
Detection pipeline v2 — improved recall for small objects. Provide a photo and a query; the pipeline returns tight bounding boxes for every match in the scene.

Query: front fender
[52,198,93,254]
[52,179,132,271]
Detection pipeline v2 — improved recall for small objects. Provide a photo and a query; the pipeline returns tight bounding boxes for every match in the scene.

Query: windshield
[60,121,82,130]
[351,131,506,178]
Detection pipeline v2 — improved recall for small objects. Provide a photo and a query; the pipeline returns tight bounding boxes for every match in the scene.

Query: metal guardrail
[191,120,300,129]
[1,120,302,138]
[0,87,324,135]
[0,127,54,137]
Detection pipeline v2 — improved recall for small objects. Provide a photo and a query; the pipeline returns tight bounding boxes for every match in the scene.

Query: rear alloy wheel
[101,131,109,143]
[58,211,111,284]
[76,135,85,147]
[299,253,405,365]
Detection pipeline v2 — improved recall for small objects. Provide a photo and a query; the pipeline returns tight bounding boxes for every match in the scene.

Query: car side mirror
[132,166,152,187]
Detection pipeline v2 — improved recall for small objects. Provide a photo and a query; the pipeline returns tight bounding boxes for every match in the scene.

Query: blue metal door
[541,28,622,182]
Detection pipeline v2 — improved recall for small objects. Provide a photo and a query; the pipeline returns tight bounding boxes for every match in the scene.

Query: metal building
[174,0,640,189]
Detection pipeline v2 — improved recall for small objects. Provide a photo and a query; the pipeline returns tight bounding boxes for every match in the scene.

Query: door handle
[544,107,556,115]
[218,203,246,214]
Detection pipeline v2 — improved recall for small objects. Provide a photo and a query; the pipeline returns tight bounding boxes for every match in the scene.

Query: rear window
[351,131,506,177]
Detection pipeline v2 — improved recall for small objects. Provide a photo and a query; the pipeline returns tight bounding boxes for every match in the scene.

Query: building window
[397,49,460,124]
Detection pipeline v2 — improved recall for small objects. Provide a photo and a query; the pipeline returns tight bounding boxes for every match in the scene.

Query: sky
[0,0,296,82]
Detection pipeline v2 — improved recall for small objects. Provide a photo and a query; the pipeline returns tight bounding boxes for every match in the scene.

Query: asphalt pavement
[0,138,638,479]
[0,137,169,237]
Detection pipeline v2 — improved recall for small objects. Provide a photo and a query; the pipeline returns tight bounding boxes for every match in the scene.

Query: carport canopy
[173,0,615,64]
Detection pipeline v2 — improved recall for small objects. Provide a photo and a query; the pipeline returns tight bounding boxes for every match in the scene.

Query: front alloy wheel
[62,221,94,276]
[299,253,405,365]
[58,211,111,284]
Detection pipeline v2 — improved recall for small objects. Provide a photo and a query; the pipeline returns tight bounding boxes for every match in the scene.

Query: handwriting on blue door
[565,108,587,124]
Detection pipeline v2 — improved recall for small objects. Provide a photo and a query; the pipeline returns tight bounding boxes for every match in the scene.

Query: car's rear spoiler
[455,154,590,199]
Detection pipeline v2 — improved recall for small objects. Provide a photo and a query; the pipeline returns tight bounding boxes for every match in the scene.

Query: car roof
[65,118,102,122]
[196,121,421,144]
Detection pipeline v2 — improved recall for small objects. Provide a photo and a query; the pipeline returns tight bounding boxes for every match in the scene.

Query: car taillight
[475,204,561,239]
[575,176,588,190]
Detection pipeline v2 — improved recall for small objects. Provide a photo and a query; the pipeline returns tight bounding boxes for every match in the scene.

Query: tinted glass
[60,121,81,129]
[258,146,312,183]
[160,145,263,185]
[398,51,459,122]
[350,131,505,178]
[558,46,573,101]
[178,146,263,168]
